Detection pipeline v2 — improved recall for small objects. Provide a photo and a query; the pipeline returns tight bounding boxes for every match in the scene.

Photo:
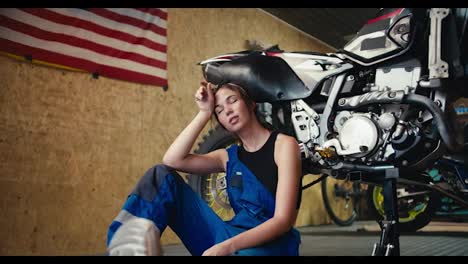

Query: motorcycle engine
[293,105,400,164]
[321,110,399,163]
[332,112,380,157]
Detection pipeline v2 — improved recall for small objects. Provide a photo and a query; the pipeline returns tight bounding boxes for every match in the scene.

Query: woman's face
[214,86,254,133]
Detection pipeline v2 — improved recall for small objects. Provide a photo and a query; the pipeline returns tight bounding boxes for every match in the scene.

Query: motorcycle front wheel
[321,176,364,226]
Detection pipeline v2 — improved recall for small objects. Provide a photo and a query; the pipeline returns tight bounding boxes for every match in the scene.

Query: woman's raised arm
[162,81,227,175]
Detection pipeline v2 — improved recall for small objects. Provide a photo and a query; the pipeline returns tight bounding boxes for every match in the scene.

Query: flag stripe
[0,15,167,70]
[106,8,167,29]
[134,8,168,20]
[18,8,167,56]
[47,8,166,45]
[0,26,167,79]
[0,38,167,86]
[90,8,167,37]
[105,8,167,29]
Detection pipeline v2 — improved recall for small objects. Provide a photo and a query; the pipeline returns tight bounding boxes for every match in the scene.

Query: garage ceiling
[261,8,381,50]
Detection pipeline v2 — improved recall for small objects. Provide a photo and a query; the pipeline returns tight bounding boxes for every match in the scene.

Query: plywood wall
[0,8,334,255]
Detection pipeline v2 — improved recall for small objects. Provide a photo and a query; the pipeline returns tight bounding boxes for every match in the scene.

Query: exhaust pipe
[403,93,462,153]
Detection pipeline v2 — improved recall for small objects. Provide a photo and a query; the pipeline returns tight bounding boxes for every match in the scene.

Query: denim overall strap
[225,145,301,255]
[225,144,276,226]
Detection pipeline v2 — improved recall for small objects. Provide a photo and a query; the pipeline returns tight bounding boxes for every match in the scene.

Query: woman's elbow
[274,216,296,233]
[162,154,177,168]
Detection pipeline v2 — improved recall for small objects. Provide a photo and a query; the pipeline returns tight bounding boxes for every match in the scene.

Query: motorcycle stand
[371,168,401,256]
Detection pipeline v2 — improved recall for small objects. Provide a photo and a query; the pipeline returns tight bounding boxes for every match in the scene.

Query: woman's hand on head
[195,81,215,115]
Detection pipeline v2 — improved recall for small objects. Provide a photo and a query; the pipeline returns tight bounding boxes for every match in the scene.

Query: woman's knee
[153,164,172,178]
[130,164,182,201]
[153,164,184,183]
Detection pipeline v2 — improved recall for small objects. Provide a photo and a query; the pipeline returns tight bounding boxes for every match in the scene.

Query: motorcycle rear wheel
[186,126,237,220]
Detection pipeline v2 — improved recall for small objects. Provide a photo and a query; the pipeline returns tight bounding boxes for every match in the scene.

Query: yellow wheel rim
[372,186,428,223]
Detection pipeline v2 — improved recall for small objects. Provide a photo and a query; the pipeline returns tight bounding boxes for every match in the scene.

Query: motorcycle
[187,8,468,256]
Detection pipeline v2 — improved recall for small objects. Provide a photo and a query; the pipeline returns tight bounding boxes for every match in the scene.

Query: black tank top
[238,130,302,209]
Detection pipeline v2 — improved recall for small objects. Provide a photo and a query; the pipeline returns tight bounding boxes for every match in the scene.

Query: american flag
[0,8,168,87]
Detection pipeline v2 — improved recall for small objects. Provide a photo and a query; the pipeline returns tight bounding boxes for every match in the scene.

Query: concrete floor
[162,221,468,256]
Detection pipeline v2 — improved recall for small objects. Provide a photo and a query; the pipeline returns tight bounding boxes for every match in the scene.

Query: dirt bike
[187,8,468,256]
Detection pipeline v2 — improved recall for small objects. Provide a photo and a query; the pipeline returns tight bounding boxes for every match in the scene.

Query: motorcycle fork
[372,168,401,256]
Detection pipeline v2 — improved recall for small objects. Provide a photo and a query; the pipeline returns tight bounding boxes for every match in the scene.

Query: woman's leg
[107,164,231,256]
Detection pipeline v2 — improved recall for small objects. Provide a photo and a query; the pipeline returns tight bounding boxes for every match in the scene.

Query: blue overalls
[107,144,301,256]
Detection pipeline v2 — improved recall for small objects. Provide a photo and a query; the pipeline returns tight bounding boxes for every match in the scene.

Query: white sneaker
[108,218,162,256]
